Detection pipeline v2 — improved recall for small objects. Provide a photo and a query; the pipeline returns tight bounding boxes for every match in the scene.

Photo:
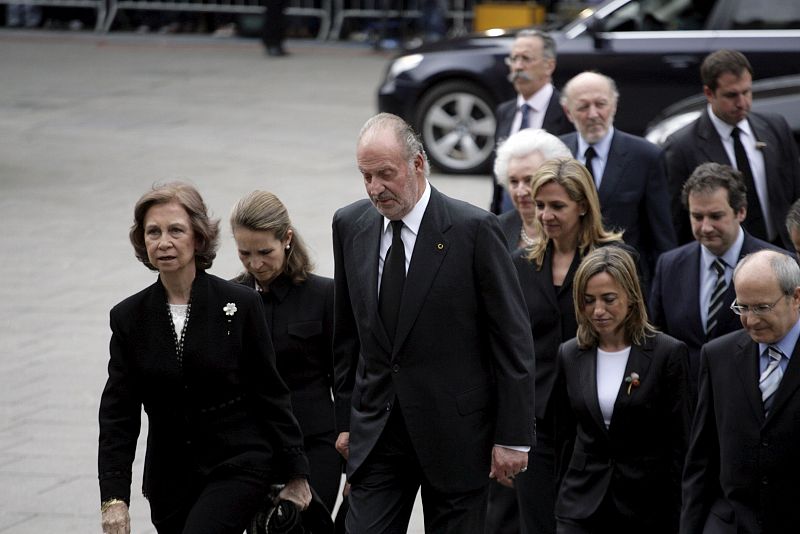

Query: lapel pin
[436,243,444,250]
[625,372,640,395]
[755,141,767,150]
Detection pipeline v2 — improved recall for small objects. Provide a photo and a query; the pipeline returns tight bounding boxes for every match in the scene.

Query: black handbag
[249,485,334,534]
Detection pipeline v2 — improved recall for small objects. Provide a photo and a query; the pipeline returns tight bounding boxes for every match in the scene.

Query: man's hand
[277,477,312,510]
[488,446,528,488]
[101,501,130,534]
[336,432,350,460]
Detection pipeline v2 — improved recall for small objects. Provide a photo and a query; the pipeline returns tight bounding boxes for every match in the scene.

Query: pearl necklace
[519,226,536,247]
[166,300,191,367]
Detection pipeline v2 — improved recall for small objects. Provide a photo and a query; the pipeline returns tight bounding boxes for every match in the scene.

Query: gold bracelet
[101,498,125,513]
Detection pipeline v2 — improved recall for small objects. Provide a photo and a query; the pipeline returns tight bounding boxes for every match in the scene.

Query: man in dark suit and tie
[681,250,800,533]
[664,49,800,248]
[559,71,676,284]
[333,113,536,533]
[491,29,573,214]
[650,162,784,397]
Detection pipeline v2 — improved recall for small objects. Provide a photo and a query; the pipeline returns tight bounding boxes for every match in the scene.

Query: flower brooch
[223,302,237,335]
[625,372,640,395]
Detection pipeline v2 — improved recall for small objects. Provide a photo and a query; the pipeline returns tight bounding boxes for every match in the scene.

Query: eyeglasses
[504,55,539,66]
[729,294,786,316]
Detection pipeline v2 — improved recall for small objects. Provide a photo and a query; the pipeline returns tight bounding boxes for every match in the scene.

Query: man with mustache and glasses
[559,71,676,289]
[491,30,573,215]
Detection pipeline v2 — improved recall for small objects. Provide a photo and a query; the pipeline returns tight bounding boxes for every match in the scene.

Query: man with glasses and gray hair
[491,29,573,215]
[649,162,784,397]
[682,249,800,533]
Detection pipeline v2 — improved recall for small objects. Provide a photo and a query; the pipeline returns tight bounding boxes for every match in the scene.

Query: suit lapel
[678,244,705,341]
[597,131,627,204]
[353,207,393,354]
[611,340,654,421]
[696,111,731,165]
[747,115,780,210]
[578,346,608,437]
[391,189,451,357]
[733,334,765,423]
[765,337,800,424]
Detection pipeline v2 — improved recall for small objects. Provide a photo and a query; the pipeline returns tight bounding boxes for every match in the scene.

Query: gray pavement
[0,30,491,533]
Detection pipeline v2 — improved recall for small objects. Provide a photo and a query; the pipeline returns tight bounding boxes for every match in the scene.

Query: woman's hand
[101,500,130,534]
[277,477,312,510]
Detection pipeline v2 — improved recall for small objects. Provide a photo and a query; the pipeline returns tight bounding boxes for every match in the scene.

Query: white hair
[494,128,572,186]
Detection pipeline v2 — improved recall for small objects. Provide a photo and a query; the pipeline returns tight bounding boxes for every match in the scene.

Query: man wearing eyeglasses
[681,249,800,534]
[650,163,784,397]
[491,29,573,215]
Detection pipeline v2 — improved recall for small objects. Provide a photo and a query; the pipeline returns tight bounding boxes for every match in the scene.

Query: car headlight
[645,111,702,146]
[387,54,424,81]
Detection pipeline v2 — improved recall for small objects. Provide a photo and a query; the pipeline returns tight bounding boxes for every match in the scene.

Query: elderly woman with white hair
[494,128,572,251]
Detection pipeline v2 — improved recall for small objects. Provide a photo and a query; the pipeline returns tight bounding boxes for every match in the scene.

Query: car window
[729,0,800,29]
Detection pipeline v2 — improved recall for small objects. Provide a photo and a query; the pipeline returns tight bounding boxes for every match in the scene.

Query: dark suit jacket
[98,270,308,508]
[551,334,691,531]
[498,209,523,251]
[561,129,677,281]
[664,109,800,247]
[681,330,800,534]
[332,187,535,492]
[649,232,783,396]
[494,87,573,146]
[234,272,335,438]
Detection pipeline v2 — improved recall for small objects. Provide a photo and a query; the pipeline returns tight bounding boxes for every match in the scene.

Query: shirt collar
[383,179,431,236]
[516,83,554,113]
[707,104,753,140]
[577,127,614,161]
[760,316,800,360]
[700,226,744,270]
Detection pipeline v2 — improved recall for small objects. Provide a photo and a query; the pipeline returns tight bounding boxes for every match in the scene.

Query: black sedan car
[378,0,800,173]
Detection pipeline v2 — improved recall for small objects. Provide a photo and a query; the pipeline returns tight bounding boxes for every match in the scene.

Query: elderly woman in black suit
[98,182,310,534]
[510,158,627,534]
[230,190,341,513]
[551,246,690,534]
[493,129,572,251]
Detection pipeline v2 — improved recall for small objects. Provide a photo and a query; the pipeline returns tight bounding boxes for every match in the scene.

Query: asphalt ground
[0,30,491,533]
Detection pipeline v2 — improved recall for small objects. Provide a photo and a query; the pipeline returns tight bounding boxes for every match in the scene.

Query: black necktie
[379,220,406,343]
[519,103,531,130]
[731,127,767,239]
[584,146,597,186]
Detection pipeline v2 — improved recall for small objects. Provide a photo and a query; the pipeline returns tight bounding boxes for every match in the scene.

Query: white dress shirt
[698,226,744,331]
[577,127,614,189]
[511,83,555,133]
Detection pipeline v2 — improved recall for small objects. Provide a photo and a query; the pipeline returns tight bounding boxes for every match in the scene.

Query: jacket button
[392,364,400,373]
[386,402,392,412]
[762,476,768,485]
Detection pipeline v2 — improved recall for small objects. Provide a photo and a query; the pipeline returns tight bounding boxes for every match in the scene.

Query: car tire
[415,80,497,174]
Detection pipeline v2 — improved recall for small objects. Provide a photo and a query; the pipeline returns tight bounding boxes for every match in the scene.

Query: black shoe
[266,46,287,57]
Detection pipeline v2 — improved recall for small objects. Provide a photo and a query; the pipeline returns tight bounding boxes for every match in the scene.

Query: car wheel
[416,80,496,174]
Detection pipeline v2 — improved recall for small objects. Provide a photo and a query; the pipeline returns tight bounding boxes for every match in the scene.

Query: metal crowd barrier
[328,0,474,40]
[0,0,106,31]
[103,0,332,39]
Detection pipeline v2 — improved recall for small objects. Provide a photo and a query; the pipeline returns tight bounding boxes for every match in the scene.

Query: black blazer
[498,209,523,251]
[494,87,574,146]
[664,109,800,247]
[332,187,535,492]
[649,232,784,396]
[552,333,691,531]
[98,271,308,508]
[234,272,335,438]
[681,330,800,534]
[561,129,677,279]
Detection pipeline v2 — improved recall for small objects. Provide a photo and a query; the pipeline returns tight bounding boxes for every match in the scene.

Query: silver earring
[285,244,291,250]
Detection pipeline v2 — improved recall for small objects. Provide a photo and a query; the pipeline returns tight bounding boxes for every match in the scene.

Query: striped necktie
[760,345,784,415]
[706,258,727,335]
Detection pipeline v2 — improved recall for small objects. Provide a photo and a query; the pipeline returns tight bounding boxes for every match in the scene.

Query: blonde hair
[526,158,623,268]
[572,246,656,349]
[230,191,312,284]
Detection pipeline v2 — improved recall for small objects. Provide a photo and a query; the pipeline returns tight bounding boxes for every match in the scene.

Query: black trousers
[306,429,343,513]
[516,439,556,534]
[346,406,488,534]
[151,469,269,534]
[261,0,287,48]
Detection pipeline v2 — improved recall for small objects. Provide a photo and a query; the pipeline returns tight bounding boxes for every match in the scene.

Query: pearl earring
[285,244,291,250]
